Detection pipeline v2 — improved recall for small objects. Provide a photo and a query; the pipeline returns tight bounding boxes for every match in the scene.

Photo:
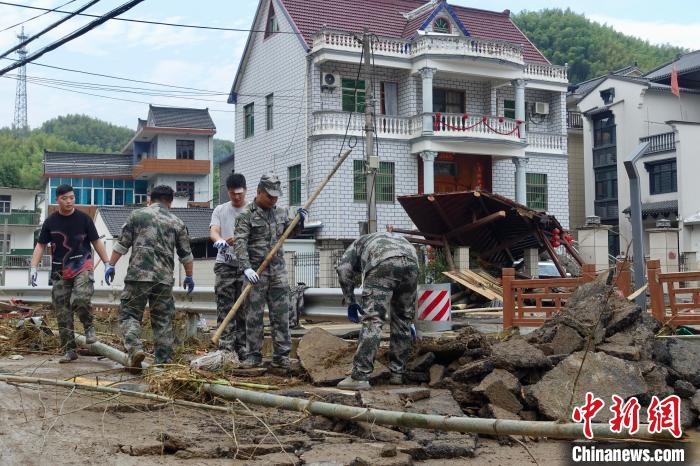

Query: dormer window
[600,88,615,105]
[265,3,279,37]
[433,17,450,33]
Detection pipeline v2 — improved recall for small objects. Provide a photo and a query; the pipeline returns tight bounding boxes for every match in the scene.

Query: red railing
[647,259,700,327]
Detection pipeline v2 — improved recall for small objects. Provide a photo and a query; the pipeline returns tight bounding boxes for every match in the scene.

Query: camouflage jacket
[233,202,300,273]
[113,203,193,285]
[337,232,418,304]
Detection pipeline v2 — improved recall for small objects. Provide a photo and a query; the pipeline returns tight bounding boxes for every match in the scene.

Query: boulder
[407,352,435,372]
[474,369,523,413]
[637,362,673,400]
[490,337,551,371]
[667,339,700,386]
[528,351,648,422]
[451,359,494,382]
[483,403,521,420]
[428,364,446,388]
[547,324,585,355]
[674,379,697,399]
[596,343,641,361]
[692,390,700,414]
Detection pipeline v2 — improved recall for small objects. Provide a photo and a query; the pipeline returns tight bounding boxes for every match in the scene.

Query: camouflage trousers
[214,263,246,357]
[245,268,291,365]
[352,257,418,381]
[51,270,94,352]
[118,281,176,364]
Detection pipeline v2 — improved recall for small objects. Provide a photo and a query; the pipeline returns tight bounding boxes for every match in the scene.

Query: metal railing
[0,210,40,226]
[640,132,675,154]
[0,255,51,269]
[567,111,583,129]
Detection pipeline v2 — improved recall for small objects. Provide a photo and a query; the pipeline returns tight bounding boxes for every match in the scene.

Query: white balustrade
[527,132,565,153]
[433,113,521,141]
[311,112,415,139]
[524,63,568,82]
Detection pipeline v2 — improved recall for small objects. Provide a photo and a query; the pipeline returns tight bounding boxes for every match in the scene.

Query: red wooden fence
[647,259,700,327]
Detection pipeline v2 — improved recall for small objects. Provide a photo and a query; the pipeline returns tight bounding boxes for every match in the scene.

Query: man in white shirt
[210,173,248,358]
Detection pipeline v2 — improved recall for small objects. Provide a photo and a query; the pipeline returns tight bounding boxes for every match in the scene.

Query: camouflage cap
[259,173,281,197]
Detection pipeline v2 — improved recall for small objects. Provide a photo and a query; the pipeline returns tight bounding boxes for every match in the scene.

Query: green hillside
[1,114,233,190]
[513,9,687,84]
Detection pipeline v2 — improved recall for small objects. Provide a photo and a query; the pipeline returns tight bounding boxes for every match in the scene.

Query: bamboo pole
[68,336,676,442]
[212,148,353,345]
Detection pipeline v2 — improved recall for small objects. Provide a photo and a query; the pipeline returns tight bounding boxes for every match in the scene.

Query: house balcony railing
[0,254,51,269]
[0,209,40,226]
[567,111,583,129]
[526,132,566,154]
[312,30,567,83]
[640,132,675,154]
[432,113,522,142]
[132,158,210,178]
[311,111,418,139]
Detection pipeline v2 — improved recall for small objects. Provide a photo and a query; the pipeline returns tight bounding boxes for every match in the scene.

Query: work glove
[410,323,417,343]
[213,239,228,251]
[244,268,259,284]
[297,208,308,224]
[183,275,195,295]
[104,264,115,286]
[30,267,38,287]
[347,303,363,323]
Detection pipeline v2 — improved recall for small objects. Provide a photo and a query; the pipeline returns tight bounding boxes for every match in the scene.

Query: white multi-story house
[43,105,216,216]
[229,0,570,249]
[0,187,47,286]
[575,50,700,267]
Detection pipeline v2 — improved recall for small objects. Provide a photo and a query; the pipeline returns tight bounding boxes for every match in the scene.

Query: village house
[229,0,570,255]
[574,50,700,271]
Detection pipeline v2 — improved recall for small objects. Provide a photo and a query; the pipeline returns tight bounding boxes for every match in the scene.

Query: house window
[353,160,367,202]
[244,103,254,138]
[376,162,395,203]
[0,195,10,213]
[600,88,615,105]
[266,94,274,130]
[380,82,398,116]
[265,3,279,37]
[434,161,457,177]
[646,159,677,195]
[433,17,451,33]
[526,173,548,210]
[342,78,366,112]
[503,99,515,119]
[0,233,9,254]
[288,164,301,206]
[433,89,465,113]
[176,140,195,160]
[593,113,615,147]
[176,181,195,201]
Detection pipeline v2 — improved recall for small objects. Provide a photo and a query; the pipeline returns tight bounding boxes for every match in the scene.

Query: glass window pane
[115,190,124,205]
[81,189,91,205]
[124,180,134,189]
[50,178,59,187]
[125,190,133,205]
[353,160,367,202]
[71,178,81,187]
[50,188,57,203]
[93,179,103,188]
[94,189,103,205]
[104,179,113,188]
[105,189,113,205]
[114,180,124,188]
[135,180,148,193]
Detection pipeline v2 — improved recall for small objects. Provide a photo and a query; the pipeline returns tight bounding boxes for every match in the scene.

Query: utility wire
[0,0,77,32]
[0,0,103,61]
[0,1,303,34]
[0,0,146,77]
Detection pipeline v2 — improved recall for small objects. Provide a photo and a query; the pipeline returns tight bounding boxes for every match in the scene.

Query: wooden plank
[658,271,700,281]
[445,211,506,239]
[442,270,503,301]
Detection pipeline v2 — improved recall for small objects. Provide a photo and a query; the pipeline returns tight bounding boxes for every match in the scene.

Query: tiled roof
[279,0,549,64]
[98,206,214,240]
[645,50,700,81]
[147,105,216,130]
[568,65,642,101]
[622,200,678,218]
[44,151,134,177]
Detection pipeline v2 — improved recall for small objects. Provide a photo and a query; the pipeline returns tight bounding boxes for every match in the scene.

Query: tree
[40,114,133,152]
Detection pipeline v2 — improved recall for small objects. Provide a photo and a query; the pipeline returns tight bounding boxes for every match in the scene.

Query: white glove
[213,239,228,250]
[244,268,259,284]
[30,267,38,287]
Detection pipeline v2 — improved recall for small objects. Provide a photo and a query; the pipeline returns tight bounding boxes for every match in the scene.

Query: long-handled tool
[212,148,353,345]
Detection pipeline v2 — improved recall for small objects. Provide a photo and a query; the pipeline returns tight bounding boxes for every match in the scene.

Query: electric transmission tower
[13,27,28,134]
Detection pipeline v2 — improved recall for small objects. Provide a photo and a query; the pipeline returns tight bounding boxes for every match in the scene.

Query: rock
[411,389,464,417]
[407,352,435,372]
[606,302,642,335]
[395,441,424,460]
[547,354,569,366]
[519,410,538,421]
[422,434,478,459]
[300,443,412,466]
[681,398,698,429]
[484,403,521,420]
[391,387,431,402]
[667,339,700,386]
[297,328,388,385]
[547,324,585,355]
[429,364,446,387]
[692,390,700,413]
[451,359,494,382]
[528,351,647,422]
[244,452,300,466]
[417,325,491,362]
[356,422,405,442]
[474,369,523,413]
[381,444,397,458]
[490,337,551,371]
[637,362,673,400]
[674,380,697,398]
[596,343,640,361]
[404,370,430,383]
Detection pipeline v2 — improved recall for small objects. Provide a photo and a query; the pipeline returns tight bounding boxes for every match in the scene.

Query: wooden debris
[442,269,503,301]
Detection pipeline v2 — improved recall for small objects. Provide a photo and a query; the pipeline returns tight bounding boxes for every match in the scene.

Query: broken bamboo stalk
[71,336,675,442]
[212,148,353,345]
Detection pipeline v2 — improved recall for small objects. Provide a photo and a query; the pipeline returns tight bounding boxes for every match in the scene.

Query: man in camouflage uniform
[336,232,419,390]
[233,173,306,371]
[210,173,248,359]
[105,185,194,370]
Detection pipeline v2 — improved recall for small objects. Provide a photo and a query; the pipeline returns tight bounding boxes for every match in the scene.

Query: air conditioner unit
[534,102,550,115]
[321,72,339,90]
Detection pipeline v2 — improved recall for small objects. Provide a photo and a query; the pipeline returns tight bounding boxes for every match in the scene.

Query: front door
[433,153,492,193]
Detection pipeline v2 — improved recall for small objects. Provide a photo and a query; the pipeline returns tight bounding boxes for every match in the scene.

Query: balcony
[640,132,675,154]
[312,30,567,83]
[526,132,566,154]
[132,158,210,178]
[432,113,522,143]
[567,111,583,129]
[311,111,417,139]
[0,254,51,269]
[0,209,40,226]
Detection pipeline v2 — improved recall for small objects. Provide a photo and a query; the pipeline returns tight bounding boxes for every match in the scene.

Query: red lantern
[462,113,469,120]
[516,119,523,125]
[498,116,504,123]
[550,228,561,248]
[482,116,488,123]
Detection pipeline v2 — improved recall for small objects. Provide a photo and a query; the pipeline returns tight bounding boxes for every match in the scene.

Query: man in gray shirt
[210,173,248,358]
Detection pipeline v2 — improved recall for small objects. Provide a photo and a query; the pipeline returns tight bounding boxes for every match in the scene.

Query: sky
[0,0,698,142]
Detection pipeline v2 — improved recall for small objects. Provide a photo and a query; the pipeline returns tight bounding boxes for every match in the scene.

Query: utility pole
[13,27,28,134]
[362,28,377,234]
[1,218,8,286]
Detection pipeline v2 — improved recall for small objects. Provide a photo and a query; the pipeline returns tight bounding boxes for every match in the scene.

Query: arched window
[433,17,451,33]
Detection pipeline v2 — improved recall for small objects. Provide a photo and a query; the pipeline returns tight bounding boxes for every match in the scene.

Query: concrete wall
[567,131,586,232]
[153,134,213,161]
[218,158,236,204]
[153,174,211,205]
[675,123,700,252]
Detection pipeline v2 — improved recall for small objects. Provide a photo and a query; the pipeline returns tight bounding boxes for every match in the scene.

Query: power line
[0,0,146,77]
[0,0,77,32]
[0,0,103,61]
[0,1,303,34]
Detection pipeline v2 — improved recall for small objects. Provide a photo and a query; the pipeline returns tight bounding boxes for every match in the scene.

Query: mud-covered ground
[0,354,580,466]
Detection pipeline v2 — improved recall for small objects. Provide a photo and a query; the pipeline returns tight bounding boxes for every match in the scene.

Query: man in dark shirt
[30,184,110,363]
